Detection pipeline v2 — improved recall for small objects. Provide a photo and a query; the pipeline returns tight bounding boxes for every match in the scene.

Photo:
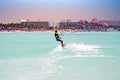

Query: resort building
[98,20,120,26]
[21,21,49,27]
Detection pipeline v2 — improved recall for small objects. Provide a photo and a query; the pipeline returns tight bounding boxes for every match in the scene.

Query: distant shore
[0,21,120,32]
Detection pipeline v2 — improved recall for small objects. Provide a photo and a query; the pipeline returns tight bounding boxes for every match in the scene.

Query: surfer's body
[54,31,64,47]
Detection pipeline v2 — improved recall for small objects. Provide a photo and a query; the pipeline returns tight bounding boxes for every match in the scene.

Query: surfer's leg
[60,40,64,47]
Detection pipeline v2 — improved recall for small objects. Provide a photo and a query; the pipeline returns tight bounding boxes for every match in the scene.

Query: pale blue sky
[0,0,120,23]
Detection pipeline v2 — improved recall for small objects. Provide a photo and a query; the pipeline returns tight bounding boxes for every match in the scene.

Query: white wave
[51,43,100,53]
[65,43,100,51]
[49,43,107,61]
[73,54,105,58]
[50,43,107,60]
[52,45,63,54]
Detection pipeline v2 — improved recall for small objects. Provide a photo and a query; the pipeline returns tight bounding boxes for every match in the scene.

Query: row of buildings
[20,20,120,31]
[0,20,120,31]
[21,20,120,27]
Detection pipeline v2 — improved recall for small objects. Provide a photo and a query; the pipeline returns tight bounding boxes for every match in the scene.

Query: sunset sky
[0,0,120,23]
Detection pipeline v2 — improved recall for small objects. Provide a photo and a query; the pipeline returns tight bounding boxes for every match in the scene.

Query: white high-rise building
[53,22,59,27]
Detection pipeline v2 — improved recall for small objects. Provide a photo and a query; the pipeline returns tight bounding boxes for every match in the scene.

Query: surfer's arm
[60,31,64,36]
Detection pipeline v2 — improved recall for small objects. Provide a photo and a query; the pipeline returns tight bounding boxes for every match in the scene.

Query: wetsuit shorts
[56,38,61,41]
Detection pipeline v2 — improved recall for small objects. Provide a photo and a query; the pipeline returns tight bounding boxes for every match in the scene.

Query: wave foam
[52,45,63,53]
[65,43,100,51]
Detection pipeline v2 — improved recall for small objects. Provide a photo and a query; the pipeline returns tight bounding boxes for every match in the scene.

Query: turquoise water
[0,32,120,80]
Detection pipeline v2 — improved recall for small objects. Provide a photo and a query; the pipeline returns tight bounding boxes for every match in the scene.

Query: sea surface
[0,31,120,80]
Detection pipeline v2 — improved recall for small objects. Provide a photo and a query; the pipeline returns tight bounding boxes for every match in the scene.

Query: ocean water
[0,31,120,80]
